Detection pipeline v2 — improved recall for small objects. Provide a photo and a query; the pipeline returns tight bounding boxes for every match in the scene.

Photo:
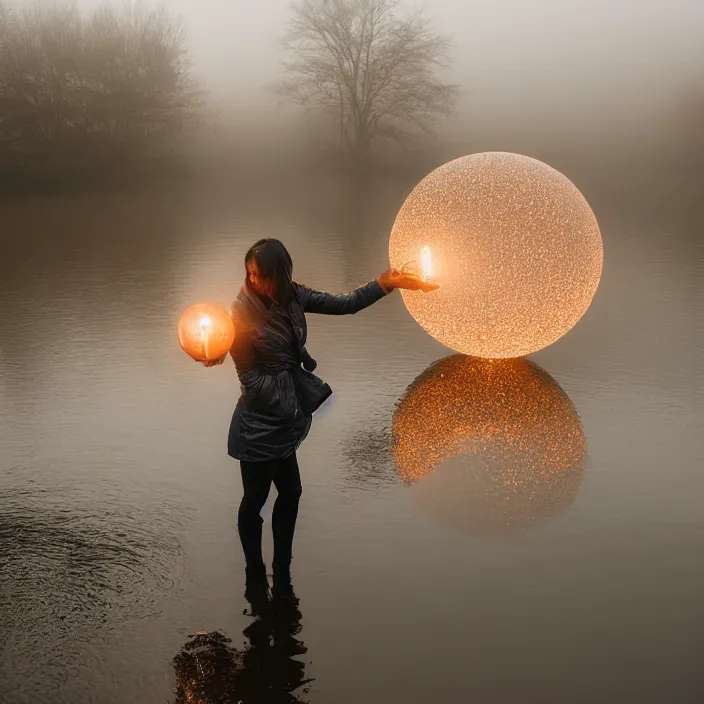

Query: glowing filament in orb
[421,245,433,282]
[177,303,235,362]
[199,315,213,359]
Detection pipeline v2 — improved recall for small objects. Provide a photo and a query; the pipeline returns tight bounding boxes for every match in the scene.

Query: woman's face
[247,259,276,299]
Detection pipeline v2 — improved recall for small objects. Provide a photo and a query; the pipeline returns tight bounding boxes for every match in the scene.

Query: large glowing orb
[392,355,586,537]
[389,152,603,358]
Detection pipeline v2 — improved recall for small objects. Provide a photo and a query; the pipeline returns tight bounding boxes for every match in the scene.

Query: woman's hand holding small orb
[200,355,227,367]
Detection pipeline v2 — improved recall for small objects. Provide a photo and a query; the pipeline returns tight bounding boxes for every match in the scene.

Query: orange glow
[177,303,235,362]
[421,245,433,282]
[389,152,603,358]
[392,355,586,536]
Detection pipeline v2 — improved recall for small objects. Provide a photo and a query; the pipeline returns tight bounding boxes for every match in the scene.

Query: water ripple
[0,491,186,703]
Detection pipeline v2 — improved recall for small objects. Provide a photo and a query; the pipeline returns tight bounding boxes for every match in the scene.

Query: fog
[4,0,702,183]
[63,0,703,136]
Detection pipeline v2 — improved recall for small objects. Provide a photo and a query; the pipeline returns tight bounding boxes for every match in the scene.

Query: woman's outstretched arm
[295,279,389,316]
[295,267,438,316]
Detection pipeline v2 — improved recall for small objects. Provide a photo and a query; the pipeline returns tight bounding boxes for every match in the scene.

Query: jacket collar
[239,281,302,343]
[240,279,272,315]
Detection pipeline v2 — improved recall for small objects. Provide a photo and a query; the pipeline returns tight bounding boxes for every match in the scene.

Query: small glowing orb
[389,152,603,358]
[392,355,586,536]
[177,303,235,362]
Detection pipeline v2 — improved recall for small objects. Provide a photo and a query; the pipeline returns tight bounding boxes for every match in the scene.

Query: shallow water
[0,168,702,703]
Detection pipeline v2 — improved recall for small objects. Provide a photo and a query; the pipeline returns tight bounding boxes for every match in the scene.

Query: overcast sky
[23,0,704,134]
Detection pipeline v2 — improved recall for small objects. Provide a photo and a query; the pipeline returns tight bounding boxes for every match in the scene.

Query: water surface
[0,169,702,703]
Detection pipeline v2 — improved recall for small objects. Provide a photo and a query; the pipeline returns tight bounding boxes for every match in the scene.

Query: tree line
[0,1,198,183]
[0,0,458,185]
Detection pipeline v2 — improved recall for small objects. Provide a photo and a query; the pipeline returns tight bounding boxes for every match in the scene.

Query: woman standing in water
[204,239,435,606]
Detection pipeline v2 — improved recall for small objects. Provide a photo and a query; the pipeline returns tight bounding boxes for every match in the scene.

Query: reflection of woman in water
[203,238,435,604]
[173,601,312,703]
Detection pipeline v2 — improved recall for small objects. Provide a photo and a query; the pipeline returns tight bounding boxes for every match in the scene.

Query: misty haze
[0,0,702,702]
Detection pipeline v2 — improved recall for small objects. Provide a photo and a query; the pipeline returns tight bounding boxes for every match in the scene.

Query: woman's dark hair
[244,238,296,306]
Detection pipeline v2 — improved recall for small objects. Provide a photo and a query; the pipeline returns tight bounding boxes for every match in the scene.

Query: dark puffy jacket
[227,279,388,462]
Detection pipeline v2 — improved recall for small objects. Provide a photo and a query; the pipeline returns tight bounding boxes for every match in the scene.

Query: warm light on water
[392,355,586,536]
[0,166,700,703]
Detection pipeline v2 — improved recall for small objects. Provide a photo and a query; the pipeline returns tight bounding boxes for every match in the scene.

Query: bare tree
[278,0,458,156]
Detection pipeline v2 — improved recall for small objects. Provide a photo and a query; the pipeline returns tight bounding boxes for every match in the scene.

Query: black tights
[238,453,302,584]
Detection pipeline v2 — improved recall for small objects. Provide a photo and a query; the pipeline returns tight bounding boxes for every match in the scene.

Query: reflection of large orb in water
[388,152,603,358]
[392,355,586,537]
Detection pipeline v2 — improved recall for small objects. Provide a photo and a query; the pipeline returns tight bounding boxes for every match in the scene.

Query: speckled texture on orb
[389,152,603,358]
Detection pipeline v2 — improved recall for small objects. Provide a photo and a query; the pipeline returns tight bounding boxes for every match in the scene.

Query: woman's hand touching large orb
[389,152,603,358]
[378,264,440,294]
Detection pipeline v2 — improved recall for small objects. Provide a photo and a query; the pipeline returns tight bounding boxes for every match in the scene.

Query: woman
[205,238,436,605]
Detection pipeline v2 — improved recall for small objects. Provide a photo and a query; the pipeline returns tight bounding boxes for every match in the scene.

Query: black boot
[271,568,299,608]
[244,567,270,614]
